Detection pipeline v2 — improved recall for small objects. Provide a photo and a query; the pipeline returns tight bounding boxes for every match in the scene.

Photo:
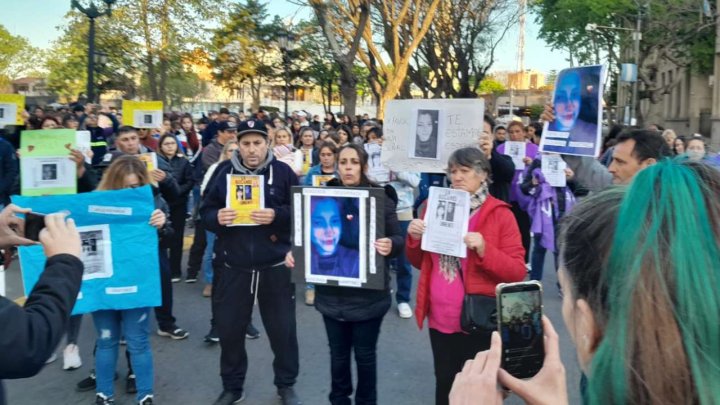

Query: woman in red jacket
[406,147,526,405]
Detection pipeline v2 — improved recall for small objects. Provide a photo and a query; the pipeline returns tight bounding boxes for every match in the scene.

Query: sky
[0,0,570,76]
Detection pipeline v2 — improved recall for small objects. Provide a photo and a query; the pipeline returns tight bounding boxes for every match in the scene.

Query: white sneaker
[63,344,82,370]
[398,302,413,319]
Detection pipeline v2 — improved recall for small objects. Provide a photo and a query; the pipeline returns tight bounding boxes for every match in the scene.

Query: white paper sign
[421,187,470,258]
[365,143,390,183]
[76,131,92,164]
[78,224,114,280]
[20,157,76,191]
[504,141,527,170]
[541,154,567,187]
[133,110,163,129]
[0,103,17,127]
[382,99,484,173]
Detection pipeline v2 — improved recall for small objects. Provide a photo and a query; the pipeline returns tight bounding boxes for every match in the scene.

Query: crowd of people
[0,100,719,405]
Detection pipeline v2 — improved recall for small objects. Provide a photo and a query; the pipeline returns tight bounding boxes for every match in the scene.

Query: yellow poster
[0,94,26,126]
[137,152,158,186]
[226,174,265,226]
[301,148,312,175]
[122,100,163,128]
[312,174,336,187]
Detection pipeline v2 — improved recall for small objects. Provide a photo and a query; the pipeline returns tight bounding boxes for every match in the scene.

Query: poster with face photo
[0,94,24,127]
[14,185,161,314]
[409,109,443,160]
[122,100,163,129]
[291,186,387,290]
[20,129,77,196]
[382,99,484,173]
[422,186,470,258]
[540,65,606,157]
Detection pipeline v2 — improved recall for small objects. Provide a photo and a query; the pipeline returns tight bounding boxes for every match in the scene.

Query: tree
[46,9,138,101]
[478,76,507,95]
[292,19,342,114]
[309,0,371,118]
[408,0,520,98]
[210,0,281,112]
[532,0,717,125]
[0,25,45,88]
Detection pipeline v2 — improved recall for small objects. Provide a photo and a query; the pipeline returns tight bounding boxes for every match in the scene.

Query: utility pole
[630,5,644,126]
[71,0,115,104]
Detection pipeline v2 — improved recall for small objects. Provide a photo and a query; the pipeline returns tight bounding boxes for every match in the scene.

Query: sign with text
[381,99,484,173]
[14,186,161,314]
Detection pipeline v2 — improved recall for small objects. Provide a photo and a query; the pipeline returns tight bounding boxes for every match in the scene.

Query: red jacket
[406,195,526,330]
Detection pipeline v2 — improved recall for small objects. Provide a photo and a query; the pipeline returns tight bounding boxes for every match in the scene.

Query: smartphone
[496,281,544,379]
[24,212,47,242]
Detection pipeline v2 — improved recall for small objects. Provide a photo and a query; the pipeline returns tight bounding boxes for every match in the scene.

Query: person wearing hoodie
[200,119,301,405]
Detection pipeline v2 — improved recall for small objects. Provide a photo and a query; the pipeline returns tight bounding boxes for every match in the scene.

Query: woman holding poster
[304,142,338,187]
[406,147,526,405]
[92,156,171,405]
[286,144,404,404]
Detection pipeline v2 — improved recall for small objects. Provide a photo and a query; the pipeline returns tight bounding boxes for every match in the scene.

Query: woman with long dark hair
[286,144,404,404]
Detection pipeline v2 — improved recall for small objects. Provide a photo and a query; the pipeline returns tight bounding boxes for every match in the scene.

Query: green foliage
[210,0,280,94]
[528,104,545,120]
[0,24,44,87]
[478,77,506,95]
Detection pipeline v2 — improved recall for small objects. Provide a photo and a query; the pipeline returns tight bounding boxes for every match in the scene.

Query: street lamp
[277,31,294,119]
[71,0,115,104]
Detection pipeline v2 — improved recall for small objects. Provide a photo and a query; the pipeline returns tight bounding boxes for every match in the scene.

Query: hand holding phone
[0,204,35,248]
[24,212,47,242]
[496,281,545,379]
[39,213,81,259]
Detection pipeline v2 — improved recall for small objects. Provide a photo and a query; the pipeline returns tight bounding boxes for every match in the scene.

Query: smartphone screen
[498,281,544,379]
[24,212,46,242]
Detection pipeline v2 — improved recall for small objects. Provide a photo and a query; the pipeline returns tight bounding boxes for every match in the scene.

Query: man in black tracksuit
[200,119,301,405]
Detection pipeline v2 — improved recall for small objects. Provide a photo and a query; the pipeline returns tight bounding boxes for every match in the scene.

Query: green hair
[587,159,720,404]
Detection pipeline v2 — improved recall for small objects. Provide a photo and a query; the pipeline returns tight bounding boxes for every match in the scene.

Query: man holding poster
[200,119,302,405]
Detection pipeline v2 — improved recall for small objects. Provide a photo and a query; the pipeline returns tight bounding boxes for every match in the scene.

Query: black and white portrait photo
[41,163,58,181]
[144,114,154,125]
[79,226,113,280]
[0,107,5,119]
[411,109,440,159]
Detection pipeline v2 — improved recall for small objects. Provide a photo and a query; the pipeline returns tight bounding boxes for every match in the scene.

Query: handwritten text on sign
[381,99,484,173]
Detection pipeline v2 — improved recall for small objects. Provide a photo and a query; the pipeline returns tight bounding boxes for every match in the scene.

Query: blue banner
[13,186,161,314]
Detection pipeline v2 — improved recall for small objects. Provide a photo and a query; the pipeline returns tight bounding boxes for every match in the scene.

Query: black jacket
[488,149,515,203]
[200,154,299,271]
[314,181,405,322]
[0,254,84,405]
[160,154,195,207]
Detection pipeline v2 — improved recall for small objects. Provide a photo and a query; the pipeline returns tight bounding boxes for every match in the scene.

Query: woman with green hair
[449,158,720,405]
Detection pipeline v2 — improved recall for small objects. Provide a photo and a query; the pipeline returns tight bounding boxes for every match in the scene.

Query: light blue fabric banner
[13,185,161,315]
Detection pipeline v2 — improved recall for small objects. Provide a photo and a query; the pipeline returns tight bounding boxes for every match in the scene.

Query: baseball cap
[218,121,238,132]
[237,118,268,138]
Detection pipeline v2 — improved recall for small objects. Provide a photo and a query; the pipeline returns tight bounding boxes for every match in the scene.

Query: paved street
[5,236,582,405]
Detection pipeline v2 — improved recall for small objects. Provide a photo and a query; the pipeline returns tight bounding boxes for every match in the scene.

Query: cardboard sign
[122,100,163,129]
[0,94,25,126]
[14,186,161,314]
[381,99,484,173]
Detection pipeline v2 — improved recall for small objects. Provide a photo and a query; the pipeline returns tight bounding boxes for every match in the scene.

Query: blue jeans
[393,220,413,304]
[530,234,558,282]
[93,307,153,401]
[203,231,216,284]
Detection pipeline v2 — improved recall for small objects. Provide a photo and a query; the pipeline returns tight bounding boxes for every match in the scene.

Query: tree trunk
[338,64,358,118]
[158,0,170,105]
[250,77,261,112]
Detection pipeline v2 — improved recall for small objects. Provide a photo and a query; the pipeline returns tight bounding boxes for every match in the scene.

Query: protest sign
[365,142,390,183]
[13,186,161,314]
[226,174,264,226]
[291,186,387,290]
[20,129,77,196]
[541,154,567,187]
[0,94,25,127]
[76,130,92,164]
[422,186,470,258]
[122,100,163,129]
[312,174,335,186]
[504,141,527,170]
[382,99,484,173]
[541,65,606,157]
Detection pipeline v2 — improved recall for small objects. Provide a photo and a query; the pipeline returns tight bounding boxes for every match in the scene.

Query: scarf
[439,182,489,282]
